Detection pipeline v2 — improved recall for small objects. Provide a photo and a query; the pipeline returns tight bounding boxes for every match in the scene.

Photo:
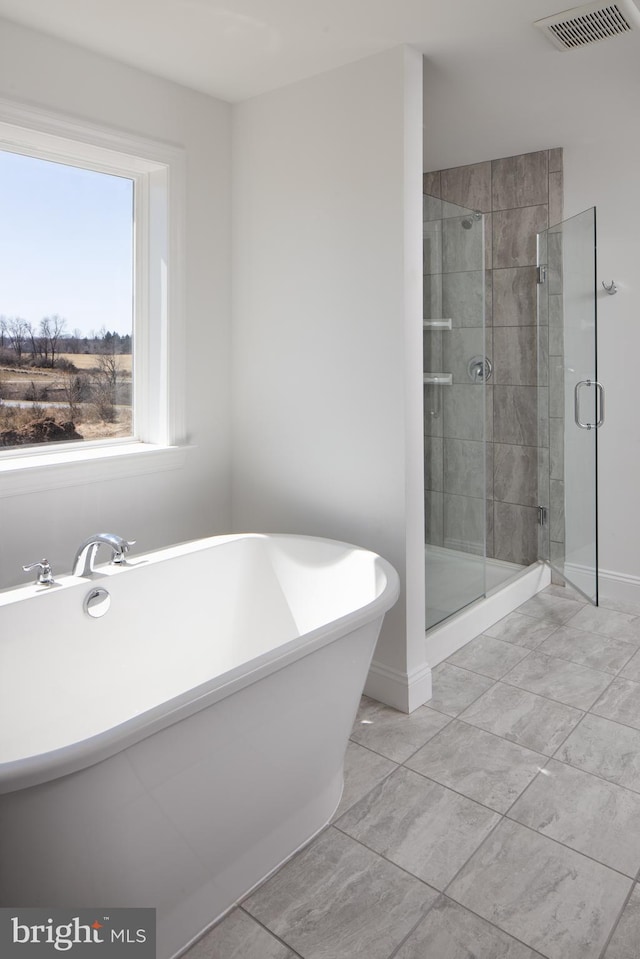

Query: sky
[0,148,134,337]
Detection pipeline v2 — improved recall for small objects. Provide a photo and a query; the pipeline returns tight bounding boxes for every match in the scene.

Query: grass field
[58,352,132,372]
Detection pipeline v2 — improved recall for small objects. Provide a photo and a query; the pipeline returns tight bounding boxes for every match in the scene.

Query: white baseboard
[564,561,640,609]
[425,562,551,667]
[364,660,432,714]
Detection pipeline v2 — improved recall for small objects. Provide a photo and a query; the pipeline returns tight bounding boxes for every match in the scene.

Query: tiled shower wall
[424,148,563,566]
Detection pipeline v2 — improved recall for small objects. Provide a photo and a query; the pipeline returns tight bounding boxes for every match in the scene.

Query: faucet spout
[72,533,135,577]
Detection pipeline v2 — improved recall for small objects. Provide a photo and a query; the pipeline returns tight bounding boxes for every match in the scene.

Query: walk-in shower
[423,148,599,641]
[423,194,523,630]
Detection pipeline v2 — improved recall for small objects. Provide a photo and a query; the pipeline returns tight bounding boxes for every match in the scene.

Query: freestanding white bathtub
[0,532,399,959]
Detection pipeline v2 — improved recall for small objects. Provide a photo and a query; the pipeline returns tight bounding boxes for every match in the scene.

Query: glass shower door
[424,194,487,628]
[537,207,599,603]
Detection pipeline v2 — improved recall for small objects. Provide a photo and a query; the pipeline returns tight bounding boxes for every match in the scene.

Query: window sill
[0,442,188,497]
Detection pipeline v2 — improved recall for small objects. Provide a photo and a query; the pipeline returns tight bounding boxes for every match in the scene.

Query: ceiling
[0,0,636,104]
[0,0,638,170]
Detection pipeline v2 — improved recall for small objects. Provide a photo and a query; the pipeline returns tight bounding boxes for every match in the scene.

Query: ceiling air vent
[534,0,640,50]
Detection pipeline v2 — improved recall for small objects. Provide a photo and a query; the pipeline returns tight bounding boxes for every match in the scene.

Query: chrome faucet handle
[23,558,55,586]
[112,539,136,564]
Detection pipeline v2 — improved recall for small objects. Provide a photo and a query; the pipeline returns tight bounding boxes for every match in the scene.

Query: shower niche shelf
[423,318,453,330]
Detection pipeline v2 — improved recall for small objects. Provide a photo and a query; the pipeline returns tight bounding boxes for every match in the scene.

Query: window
[0,99,186,493]
[0,151,134,447]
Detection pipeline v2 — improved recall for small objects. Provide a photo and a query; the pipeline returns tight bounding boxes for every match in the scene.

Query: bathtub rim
[0,532,399,795]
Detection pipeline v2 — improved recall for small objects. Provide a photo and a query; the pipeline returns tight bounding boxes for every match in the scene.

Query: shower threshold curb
[426,561,551,667]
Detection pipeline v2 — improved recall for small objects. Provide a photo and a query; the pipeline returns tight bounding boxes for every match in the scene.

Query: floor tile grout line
[237,905,305,958]
[329,819,445,896]
[497,667,618,714]
[596,882,637,959]
[397,757,539,820]
[550,749,640,800]
[384,896,442,959]
[500,809,640,882]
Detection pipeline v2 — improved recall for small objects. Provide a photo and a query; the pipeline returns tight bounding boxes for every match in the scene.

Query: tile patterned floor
[184,585,640,959]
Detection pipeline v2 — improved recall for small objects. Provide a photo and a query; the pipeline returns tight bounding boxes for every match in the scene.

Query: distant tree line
[0,315,132,369]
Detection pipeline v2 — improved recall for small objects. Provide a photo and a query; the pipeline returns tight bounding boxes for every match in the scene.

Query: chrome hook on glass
[602,280,618,295]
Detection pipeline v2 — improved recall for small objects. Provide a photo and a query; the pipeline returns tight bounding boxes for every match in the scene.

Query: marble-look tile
[493,266,537,326]
[517,592,585,624]
[447,818,631,959]
[493,444,538,507]
[549,360,564,419]
[244,828,437,959]
[423,220,443,274]
[492,151,549,211]
[542,583,589,602]
[443,216,484,273]
[547,230,563,295]
[548,171,563,228]
[423,273,443,322]
[557,713,640,791]
[620,648,640,681]
[395,895,544,959]
[548,297,564,355]
[443,493,485,555]
[492,206,548,269]
[332,741,397,820]
[429,663,495,717]
[537,321,549,387]
[494,502,538,567]
[336,767,500,890]
[448,634,531,680]
[484,611,558,649]
[441,161,492,212]
[508,759,640,877]
[493,327,537,386]
[548,147,563,174]
[565,605,640,645]
[549,479,565,542]
[442,327,486,385]
[591,677,640,730]
[425,435,443,492]
[549,416,564,480]
[493,385,537,446]
[503,650,613,710]
[423,192,443,221]
[424,328,443,372]
[599,594,640,617]
[425,490,443,546]
[459,681,583,754]
[603,885,640,959]
[443,438,486,499]
[350,696,451,763]
[423,170,441,198]
[442,270,485,328]
[406,719,545,813]
[185,909,296,959]
[443,384,487,442]
[536,624,637,675]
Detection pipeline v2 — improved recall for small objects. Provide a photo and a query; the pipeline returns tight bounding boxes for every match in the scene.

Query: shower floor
[426,545,524,630]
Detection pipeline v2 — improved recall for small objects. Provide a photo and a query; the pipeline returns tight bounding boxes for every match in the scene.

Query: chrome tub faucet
[72,533,135,577]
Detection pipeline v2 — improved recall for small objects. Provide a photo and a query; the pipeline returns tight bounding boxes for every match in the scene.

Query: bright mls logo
[0,909,155,958]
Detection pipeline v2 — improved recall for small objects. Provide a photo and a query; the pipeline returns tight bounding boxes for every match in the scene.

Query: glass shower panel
[537,207,598,603]
[424,194,486,629]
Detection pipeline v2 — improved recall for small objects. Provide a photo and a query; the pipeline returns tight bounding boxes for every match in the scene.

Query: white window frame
[0,98,187,496]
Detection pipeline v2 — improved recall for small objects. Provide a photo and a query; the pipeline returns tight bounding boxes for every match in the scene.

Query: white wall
[424,42,640,607]
[231,46,428,711]
[0,18,232,586]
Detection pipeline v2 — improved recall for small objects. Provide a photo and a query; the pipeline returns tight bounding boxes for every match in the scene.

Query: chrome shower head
[461,211,482,229]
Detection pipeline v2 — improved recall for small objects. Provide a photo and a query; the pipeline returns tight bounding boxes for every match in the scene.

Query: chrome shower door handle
[574,379,605,430]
